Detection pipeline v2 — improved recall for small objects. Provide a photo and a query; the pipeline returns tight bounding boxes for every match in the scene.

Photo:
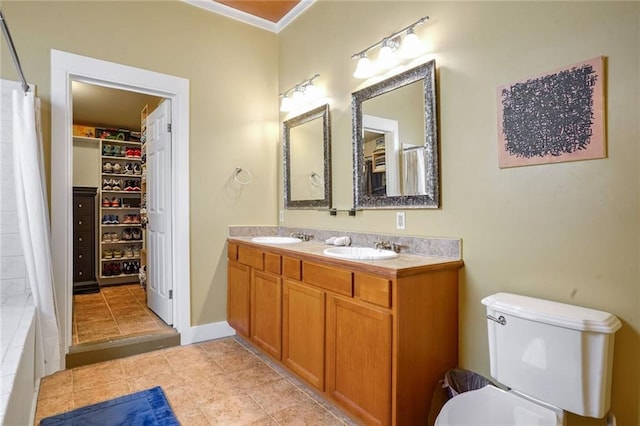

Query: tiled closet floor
[35,337,357,425]
[73,284,173,344]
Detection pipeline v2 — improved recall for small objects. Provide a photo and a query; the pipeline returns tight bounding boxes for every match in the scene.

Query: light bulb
[377,43,398,70]
[304,83,321,101]
[353,55,374,79]
[291,87,305,108]
[401,29,424,58]
[280,95,292,112]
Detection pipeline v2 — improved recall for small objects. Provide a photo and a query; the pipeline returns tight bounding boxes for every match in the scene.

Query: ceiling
[72,82,162,132]
[215,0,301,23]
[185,0,312,32]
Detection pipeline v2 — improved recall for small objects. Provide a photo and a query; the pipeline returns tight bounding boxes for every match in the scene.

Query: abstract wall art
[497,56,605,168]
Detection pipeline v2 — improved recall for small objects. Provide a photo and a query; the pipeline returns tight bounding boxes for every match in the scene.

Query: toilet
[436,292,622,426]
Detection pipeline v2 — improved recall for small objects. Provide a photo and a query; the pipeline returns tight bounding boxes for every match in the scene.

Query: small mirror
[283,104,331,209]
[352,60,438,209]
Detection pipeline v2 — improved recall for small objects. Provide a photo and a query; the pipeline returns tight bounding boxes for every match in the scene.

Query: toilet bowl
[436,385,563,426]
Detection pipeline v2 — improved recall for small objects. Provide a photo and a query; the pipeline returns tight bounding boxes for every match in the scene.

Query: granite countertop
[227,236,463,276]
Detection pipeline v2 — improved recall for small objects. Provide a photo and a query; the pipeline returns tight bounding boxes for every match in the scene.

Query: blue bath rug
[39,386,178,425]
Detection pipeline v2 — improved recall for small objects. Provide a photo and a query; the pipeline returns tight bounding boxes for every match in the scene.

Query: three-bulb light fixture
[280,74,322,112]
[352,16,429,79]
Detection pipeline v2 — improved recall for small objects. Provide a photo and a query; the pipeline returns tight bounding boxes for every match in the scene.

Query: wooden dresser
[227,238,462,425]
[73,186,99,294]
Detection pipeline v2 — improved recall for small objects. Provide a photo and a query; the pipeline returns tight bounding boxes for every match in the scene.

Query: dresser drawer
[73,197,94,215]
[74,214,93,231]
[303,262,352,297]
[354,273,391,308]
[73,230,93,247]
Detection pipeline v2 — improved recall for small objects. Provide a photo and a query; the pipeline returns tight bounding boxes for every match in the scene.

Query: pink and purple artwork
[497,57,605,168]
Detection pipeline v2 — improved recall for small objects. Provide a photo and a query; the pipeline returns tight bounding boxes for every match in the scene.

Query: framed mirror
[283,104,332,209]
[352,60,438,209]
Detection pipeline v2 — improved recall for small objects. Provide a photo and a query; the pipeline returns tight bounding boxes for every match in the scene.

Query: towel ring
[309,172,323,188]
[234,167,253,185]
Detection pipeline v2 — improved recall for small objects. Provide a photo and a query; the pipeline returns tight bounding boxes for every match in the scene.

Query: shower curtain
[12,89,61,375]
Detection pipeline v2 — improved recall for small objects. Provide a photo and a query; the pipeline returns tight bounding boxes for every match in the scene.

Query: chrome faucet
[374,240,404,253]
[290,232,314,241]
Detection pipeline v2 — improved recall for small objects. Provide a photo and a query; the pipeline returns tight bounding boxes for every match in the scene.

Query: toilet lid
[436,385,560,426]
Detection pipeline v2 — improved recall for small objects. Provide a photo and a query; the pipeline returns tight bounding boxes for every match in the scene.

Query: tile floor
[73,284,173,345]
[35,337,357,425]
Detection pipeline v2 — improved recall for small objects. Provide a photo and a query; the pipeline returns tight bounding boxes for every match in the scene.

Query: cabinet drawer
[73,230,93,247]
[354,273,391,308]
[228,243,238,261]
[238,246,263,270]
[264,252,281,275]
[303,262,352,297]
[283,257,301,281]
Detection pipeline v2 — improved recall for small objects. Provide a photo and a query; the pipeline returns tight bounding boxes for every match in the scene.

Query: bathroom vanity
[227,237,463,425]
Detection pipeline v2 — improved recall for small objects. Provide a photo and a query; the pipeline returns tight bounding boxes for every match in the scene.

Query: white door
[146,99,173,325]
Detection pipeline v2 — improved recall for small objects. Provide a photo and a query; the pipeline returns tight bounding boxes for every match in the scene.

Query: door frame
[51,50,190,369]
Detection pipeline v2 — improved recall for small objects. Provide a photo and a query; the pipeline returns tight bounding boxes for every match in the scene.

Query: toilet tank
[481,293,621,418]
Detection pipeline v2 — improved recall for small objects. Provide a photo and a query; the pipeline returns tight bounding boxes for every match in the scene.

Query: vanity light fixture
[351,16,429,78]
[280,74,322,112]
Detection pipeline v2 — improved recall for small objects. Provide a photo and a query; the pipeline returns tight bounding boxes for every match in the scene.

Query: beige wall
[279,2,639,425]
[1,1,280,326]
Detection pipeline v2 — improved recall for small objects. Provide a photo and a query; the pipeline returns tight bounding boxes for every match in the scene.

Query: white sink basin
[323,246,399,260]
[251,236,302,244]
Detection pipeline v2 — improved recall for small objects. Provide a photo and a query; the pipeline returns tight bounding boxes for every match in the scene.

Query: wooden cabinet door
[282,280,325,390]
[251,270,282,359]
[227,260,251,337]
[326,294,392,426]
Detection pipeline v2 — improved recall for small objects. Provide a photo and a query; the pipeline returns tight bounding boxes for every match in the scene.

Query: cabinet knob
[78,254,83,259]
[78,203,83,208]
[78,272,83,276]
[78,237,83,242]
[78,220,83,225]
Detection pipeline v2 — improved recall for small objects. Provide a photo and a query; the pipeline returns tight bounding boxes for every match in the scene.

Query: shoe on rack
[124,246,134,258]
[111,197,120,207]
[131,214,141,224]
[102,178,112,190]
[112,145,122,157]
[133,163,142,175]
[133,180,141,191]
[125,147,134,158]
[110,215,119,224]
[102,233,111,242]
[103,249,113,260]
[132,228,142,240]
[110,232,119,241]
[113,249,123,259]
[101,215,111,224]
[102,197,111,207]
[102,263,111,277]
[133,246,141,257]
[112,262,121,276]
[123,214,132,224]
[112,179,122,191]
[122,228,132,241]
[132,261,140,273]
[112,163,122,174]
[102,162,113,173]
[102,144,113,156]
[124,162,133,175]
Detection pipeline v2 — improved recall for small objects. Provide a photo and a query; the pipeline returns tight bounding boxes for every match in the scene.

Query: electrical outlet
[396,212,405,230]
[279,210,284,223]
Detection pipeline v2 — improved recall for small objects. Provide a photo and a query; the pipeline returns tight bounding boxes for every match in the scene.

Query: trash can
[443,368,495,399]
[428,369,496,425]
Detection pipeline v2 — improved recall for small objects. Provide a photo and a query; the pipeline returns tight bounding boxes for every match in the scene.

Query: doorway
[51,50,191,370]
[70,83,173,349]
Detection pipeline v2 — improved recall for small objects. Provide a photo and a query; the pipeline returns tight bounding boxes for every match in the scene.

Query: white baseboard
[179,320,236,345]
